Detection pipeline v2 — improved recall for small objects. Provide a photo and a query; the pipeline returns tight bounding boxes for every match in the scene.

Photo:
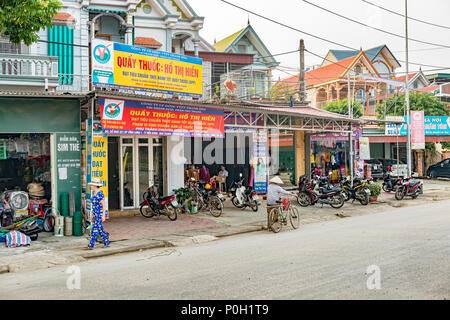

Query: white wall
[166,135,185,194]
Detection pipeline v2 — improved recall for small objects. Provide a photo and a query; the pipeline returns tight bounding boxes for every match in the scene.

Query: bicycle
[268,196,300,233]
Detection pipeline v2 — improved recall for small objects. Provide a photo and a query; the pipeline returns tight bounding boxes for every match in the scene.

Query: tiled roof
[134,37,162,47]
[53,12,76,22]
[330,45,386,62]
[213,27,246,52]
[395,73,417,83]
[277,53,360,90]
[379,85,441,100]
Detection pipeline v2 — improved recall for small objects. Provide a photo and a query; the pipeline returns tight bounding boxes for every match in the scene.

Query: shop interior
[310,139,349,183]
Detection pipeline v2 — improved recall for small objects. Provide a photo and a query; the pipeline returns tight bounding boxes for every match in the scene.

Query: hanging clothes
[325,152,331,163]
[311,154,315,164]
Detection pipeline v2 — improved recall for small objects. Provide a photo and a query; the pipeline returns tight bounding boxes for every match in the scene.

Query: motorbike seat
[158,195,173,202]
[409,180,421,187]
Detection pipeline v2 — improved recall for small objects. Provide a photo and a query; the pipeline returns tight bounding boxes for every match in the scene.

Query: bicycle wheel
[209,196,223,217]
[268,208,282,233]
[289,206,300,229]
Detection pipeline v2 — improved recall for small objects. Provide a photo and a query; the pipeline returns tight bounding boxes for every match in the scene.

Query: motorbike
[229,173,259,212]
[139,185,179,220]
[188,179,224,217]
[297,175,345,209]
[341,177,370,205]
[395,177,423,200]
[382,171,403,193]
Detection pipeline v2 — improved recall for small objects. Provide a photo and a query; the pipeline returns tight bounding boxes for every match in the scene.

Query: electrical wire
[362,0,450,30]
[301,0,450,49]
[221,0,450,70]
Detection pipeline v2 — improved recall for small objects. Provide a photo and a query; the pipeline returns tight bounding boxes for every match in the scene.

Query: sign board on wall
[253,129,268,193]
[99,97,224,138]
[91,136,109,219]
[411,111,425,150]
[386,116,450,136]
[92,39,203,98]
[359,137,371,160]
[54,133,81,213]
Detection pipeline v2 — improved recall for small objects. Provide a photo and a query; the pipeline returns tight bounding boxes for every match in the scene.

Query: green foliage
[173,186,191,204]
[322,99,363,118]
[0,0,62,45]
[376,92,449,119]
[441,142,450,150]
[367,182,382,198]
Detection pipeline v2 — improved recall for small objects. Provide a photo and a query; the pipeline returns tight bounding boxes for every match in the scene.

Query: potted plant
[173,187,191,213]
[367,182,382,202]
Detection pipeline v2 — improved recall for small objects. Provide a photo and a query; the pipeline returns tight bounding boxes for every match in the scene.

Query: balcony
[0,53,59,91]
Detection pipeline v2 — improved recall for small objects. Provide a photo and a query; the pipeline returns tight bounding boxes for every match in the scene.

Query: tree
[322,99,363,118]
[376,92,449,118]
[0,0,62,46]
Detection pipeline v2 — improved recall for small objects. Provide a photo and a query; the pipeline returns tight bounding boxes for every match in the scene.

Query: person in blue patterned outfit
[86,178,110,249]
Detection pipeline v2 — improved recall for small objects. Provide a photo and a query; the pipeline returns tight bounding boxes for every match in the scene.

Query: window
[238,45,246,53]
[355,65,362,75]
[48,25,74,84]
[0,36,21,54]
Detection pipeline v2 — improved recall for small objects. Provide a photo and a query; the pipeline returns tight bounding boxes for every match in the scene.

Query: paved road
[1,200,449,300]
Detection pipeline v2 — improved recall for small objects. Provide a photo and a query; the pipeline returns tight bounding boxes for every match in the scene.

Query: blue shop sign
[386,116,450,136]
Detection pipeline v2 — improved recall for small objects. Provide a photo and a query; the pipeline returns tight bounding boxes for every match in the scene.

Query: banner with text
[411,111,425,150]
[253,129,268,193]
[92,39,202,98]
[91,136,109,219]
[99,97,224,138]
[386,116,450,136]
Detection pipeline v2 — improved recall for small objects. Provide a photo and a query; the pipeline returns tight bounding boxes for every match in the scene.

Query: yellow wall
[295,130,305,181]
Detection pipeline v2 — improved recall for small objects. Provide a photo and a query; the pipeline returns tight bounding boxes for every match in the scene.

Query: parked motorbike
[382,171,403,193]
[187,179,224,217]
[229,173,259,212]
[139,185,179,220]
[297,175,345,209]
[395,177,423,200]
[341,177,370,205]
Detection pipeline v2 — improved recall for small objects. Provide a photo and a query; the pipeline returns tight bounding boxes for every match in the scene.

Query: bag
[6,231,31,247]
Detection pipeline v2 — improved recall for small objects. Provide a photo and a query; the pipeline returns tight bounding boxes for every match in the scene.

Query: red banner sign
[99,98,224,138]
[411,110,425,150]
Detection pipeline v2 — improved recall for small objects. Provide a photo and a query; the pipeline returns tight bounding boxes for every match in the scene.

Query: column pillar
[416,150,424,177]
[295,130,305,182]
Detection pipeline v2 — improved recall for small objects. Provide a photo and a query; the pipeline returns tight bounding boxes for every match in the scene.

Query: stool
[29,199,48,217]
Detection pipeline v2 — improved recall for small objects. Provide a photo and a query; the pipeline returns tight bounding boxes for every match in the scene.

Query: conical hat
[269,176,284,185]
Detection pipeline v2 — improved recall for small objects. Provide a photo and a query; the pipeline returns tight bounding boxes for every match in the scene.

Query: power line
[221,0,450,70]
[301,0,450,49]
[362,0,450,30]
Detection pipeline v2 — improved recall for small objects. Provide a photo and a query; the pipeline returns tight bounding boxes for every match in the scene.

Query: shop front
[0,94,83,225]
[86,95,225,212]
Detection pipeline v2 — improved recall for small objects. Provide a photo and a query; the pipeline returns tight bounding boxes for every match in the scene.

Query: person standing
[86,178,110,249]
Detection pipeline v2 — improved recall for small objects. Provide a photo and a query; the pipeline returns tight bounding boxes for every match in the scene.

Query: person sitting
[212,165,228,192]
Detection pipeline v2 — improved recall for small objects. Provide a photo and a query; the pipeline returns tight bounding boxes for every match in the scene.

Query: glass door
[152,138,164,196]
[121,138,134,208]
[138,138,151,203]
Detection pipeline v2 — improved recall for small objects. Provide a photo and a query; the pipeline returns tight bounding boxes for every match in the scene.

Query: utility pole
[348,73,354,187]
[405,0,412,177]
[299,39,305,104]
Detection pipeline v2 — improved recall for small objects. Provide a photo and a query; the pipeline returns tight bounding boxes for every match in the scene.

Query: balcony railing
[0,53,59,88]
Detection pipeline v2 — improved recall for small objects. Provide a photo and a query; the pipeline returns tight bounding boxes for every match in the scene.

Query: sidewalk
[1,178,449,274]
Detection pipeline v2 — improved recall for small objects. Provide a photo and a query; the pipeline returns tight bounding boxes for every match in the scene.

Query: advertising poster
[411,111,425,150]
[98,97,224,138]
[359,137,371,160]
[85,119,93,215]
[253,129,268,193]
[91,136,109,219]
[92,39,202,98]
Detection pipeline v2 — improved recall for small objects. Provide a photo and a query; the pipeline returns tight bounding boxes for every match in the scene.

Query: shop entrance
[119,136,164,210]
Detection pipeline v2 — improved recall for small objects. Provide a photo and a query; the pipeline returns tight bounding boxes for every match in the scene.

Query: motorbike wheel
[382,184,391,193]
[358,191,369,206]
[268,208,282,233]
[140,204,156,218]
[395,188,405,201]
[297,193,311,207]
[231,196,245,209]
[209,196,223,217]
[43,214,55,232]
[165,205,178,221]
[330,194,345,209]
[249,199,259,212]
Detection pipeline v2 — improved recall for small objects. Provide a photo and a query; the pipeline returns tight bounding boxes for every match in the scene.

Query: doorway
[107,137,120,210]
[118,136,165,210]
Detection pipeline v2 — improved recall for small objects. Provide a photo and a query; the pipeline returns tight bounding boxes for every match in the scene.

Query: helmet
[205,183,211,190]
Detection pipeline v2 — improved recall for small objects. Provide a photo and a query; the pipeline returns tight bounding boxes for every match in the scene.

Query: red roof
[276,52,372,90]
[395,73,417,83]
[379,85,440,100]
[134,37,162,47]
[53,12,76,22]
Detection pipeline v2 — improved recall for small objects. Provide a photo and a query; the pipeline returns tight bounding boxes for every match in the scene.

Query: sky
[188,0,450,80]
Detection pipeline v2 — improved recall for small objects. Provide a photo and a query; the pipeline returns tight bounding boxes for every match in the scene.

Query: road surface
[1,200,449,299]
